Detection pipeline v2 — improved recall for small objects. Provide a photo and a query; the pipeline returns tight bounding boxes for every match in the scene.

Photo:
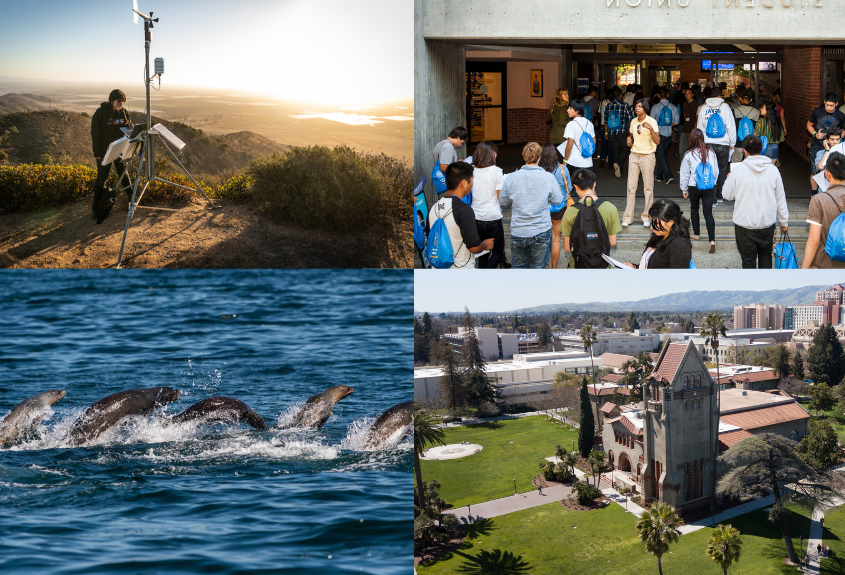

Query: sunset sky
[0,0,412,105]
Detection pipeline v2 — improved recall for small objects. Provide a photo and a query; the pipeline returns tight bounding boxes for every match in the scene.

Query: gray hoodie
[722,154,789,229]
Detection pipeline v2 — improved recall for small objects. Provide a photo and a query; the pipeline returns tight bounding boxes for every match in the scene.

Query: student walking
[679,129,719,253]
[650,87,680,184]
[559,99,596,181]
[432,127,469,194]
[603,86,634,179]
[622,99,659,227]
[549,89,571,161]
[598,88,615,169]
[696,92,736,204]
[678,86,702,160]
[540,143,573,269]
[622,199,692,269]
[561,169,621,269]
[722,135,789,269]
[755,102,786,162]
[427,162,494,269]
[499,142,564,268]
[470,141,505,269]
[803,152,845,269]
[732,88,761,162]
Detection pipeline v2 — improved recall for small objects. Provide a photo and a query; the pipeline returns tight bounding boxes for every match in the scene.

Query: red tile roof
[651,342,689,383]
[599,373,624,383]
[599,353,635,368]
[720,402,809,431]
[607,415,644,436]
[719,429,754,451]
[588,385,631,396]
[600,402,620,414]
[712,369,777,385]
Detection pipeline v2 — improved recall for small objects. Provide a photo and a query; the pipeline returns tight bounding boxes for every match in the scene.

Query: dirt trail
[0,196,412,269]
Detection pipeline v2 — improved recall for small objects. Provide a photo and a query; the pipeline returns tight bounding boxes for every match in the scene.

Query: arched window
[683,375,689,389]
[789,430,798,441]
[636,463,642,476]
[608,450,615,466]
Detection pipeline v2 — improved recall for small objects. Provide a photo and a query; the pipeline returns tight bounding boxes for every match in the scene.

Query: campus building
[792,320,845,348]
[557,329,660,356]
[413,351,599,408]
[415,0,845,203]
[599,341,808,513]
[443,326,522,360]
[733,304,785,330]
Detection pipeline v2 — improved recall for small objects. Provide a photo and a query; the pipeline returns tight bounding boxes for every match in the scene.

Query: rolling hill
[0,109,289,176]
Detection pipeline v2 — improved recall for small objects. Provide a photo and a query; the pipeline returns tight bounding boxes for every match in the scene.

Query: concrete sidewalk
[450,483,573,524]
[437,410,578,429]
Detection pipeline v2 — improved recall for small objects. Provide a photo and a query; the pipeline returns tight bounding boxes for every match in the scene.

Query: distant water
[0,270,412,574]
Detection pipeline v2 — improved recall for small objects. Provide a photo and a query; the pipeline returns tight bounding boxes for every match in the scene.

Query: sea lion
[169,396,266,429]
[286,385,354,428]
[363,401,413,450]
[67,387,180,446]
[0,390,66,447]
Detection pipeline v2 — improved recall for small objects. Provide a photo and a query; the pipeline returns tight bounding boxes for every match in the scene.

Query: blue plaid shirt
[603,99,634,136]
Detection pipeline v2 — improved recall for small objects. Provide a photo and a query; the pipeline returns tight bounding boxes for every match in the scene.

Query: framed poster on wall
[530,69,543,98]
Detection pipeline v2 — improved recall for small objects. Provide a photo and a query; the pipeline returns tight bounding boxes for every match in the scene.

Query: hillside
[0,93,87,115]
[0,109,289,176]
[507,286,830,313]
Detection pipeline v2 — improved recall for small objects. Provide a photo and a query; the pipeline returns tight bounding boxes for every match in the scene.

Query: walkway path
[437,409,578,430]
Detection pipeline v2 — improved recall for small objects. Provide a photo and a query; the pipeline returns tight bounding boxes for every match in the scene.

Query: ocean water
[0,270,412,574]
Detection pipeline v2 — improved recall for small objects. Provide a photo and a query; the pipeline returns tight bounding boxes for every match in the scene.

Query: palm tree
[635,502,682,575]
[700,312,727,521]
[555,444,567,461]
[414,403,445,513]
[564,451,578,477]
[580,324,598,383]
[707,524,743,575]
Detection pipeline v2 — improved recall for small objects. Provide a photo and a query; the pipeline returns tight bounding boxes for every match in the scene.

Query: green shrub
[8,126,18,134]
[573,481,602,506]
[0,152,7,161]
[0,164,96,213]
[80,112,90,118]
[211,173,252,201]
[37,154,54,165]
[247,145,411,231]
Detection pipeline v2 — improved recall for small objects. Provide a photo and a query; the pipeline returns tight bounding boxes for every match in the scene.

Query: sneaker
[643,221,651,227]
[665,177,674,185]
[690,234,700,240]
[614,164,621,178]
[622,221,629,228]
[709,242,716,254]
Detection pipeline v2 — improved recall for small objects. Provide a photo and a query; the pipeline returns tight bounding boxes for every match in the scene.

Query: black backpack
[96,186,117,224]
[571,198,611,269]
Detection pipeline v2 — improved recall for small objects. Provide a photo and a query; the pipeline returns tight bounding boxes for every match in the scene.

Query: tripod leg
[115,145,149,269]
[156,135,218,207]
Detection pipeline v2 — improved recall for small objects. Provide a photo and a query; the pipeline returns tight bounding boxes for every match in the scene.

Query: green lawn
[798,401,845,444]
[420,416,579,508]
[820,506,845,573]
[417,500,817,575]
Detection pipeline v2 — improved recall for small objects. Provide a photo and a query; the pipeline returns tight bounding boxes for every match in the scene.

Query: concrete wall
[421,0,837,42]
[414,0,466,206]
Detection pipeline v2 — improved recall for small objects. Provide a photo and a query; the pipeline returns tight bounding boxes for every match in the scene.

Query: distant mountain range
[415,285,834,315]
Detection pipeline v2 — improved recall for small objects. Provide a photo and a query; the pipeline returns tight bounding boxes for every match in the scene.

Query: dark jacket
[642,234,692,269]
[91,102,132,158]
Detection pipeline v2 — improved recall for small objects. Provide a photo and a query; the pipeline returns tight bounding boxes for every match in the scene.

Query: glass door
[467,62,506,144]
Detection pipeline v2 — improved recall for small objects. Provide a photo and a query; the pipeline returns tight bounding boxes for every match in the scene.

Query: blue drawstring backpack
[413,177,427,252]
[694,152,716,190]
[824,192,845,262]
[575,120,595,158]
[705,106,726,139]
[775,229,799,269]
[689,260,697,269]
[761,135,769,153]
[584,105,593,122]
[549,165,572,213]
[607,108,622,130]
[737,110,753,142]
[431,162,447,194]
[425,202,456,269]
[658,105,673,127]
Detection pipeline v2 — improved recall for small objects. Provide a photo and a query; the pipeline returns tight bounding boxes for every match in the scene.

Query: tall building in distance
[733,303,785,330]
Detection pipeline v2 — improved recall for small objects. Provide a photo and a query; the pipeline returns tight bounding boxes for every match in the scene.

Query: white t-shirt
[470,165,504,222]
[560,117,596,168]
[623,92,636,107]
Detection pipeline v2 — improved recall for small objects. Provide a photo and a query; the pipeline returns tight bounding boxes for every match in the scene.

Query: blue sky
[414,270,845,312]
[0,0,412,104]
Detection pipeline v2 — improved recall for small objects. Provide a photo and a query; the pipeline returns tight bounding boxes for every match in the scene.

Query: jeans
[735,223,776,269]
[93,158,125,208]
[678,132,691,160]
[687,186,715,241]
[609,133,629,170]
[763,143,779,160]
[600,133,615,165]
[654,135,673,180]
[475,218,505,269]
[511,228,552,269]
[710,144,730,201]
[623,152,655,225]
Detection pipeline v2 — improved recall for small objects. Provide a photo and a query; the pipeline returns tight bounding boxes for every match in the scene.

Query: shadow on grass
[466,421,504,430]
[453,548,532,575]
[464,518,496,539]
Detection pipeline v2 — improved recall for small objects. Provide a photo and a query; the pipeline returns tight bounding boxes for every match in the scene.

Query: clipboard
[602,253,634,269]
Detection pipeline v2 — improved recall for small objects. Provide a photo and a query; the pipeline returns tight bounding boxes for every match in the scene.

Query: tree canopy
[807,323,845,385]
